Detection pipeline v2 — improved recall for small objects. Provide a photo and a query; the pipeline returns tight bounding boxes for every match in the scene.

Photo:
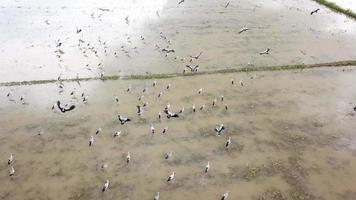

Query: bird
[165,152,173,160]
[310,8,320,15]
[226,137,231,148]
[6,92,10,97]
[225,104,228,111]
[200,105,205,111]
[102,180,109,192]
[76,27,82,34]
[151,124,155,134]
[221,96,224,102]
[126,152,131,164]
[353,106,356,112]
[162,48,175,53]
[125,16,129,25]
[212,99,217,106]
[20,96,24,102]
[238,27,249,34]
[9,166,15,176]
[126,86,132,92]
[158,91,163,98]
[179,106,185,114]
[186,65,199,72]
[205,162,210,173]
[165,110,179,119]
[142,87,147,93]
[115,96,119,103]
[158,112,162,120]
[231,79,234,85]
[143,102,149,107]
[137,105,144,116]
[225,1,230,8]
[167,171,175,182]
[190,52,203,60]
[118,115,131,125]
[221,192,229,200]
[8,154,13,165]
[162,126,168,134]
[154,192,160,200]
[113,131,121,138]
[96,128,102,135]
[240,80,244,87]
[166,83,171,90]
[178,0,184,5]
[259,48,270,55]
[89,136,94,146]
[57,101,76,113]
[153,80,157,87]
[198,88,203,95]
[215,124,225,135]
[192,104,196,112]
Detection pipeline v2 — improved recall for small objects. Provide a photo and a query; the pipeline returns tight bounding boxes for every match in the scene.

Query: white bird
[212,99,217,106]
[113,131,121,138]
[221,95,224,102]
[240,80,244,87]
[226,137,231,149]
[102,179,109,192]
[166,83,171,90]
[118,115,131,125]
[205,162,210,173]
[142,87,148,93]
[192,104,196,112]
[151,124,155,134]
[167,171,175,182]
[9,166,15,176]
[200,105,205,111]
[198,88,203,95]
[8,154,13,165]
[165,151,173,160]
[179,106,185,113]
[96,128,102,135]
[126,152,131,164]
[126,86,132,92]
[153,80,157,87]
[89,136,94,146]
[221,192,229,200]
[158,91,163,98]
[154,192,160,200]
[115,96,119,103]
[162,126,168,134]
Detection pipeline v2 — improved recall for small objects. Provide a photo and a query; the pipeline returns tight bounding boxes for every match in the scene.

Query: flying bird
[118,115,131,125]
[57,101,76,113]
[178,0,184,5]
[225,2,230,8]
[310,8,320,15]
[162,48,175,53]
[259,48,270,55]
[190,52,203,60]
[215,124,225,135]
[185,65,199,72]
[238,27,249,34]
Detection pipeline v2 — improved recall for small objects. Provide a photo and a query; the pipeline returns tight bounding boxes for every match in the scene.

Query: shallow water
[1,67,356,199]
[329,0,356,12]
[1,0,356,82]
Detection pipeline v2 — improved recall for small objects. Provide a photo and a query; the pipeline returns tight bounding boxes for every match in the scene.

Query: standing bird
[167,171,175,182]
[231,79,234,85]
[198,88,203,95]
[259,48,270,55]
[151,124,155,134]
[158,112,162,120]
[179,106,185,114]
[226,137,231,149]
[310,8,320,15]
[221,192,229,200]
[154,192,160,200]
[126,152,131,164]
[9,166,15,176]
[89,136,94,146]
[215,124,225,135]
[205,162,210,173]
[165,152,173,160]
[96,128,102,135]
[115,96,119,103]
[225,104,228,111]
[137,105,144,116]
[192,104,196,112]
[240,80,244,87]
[162,126,168,134]
[166,83,171,90]
[221,96,224,102]
[8,154,13,165]
[212,99,217,107]
[102,180,109,192]
[153,80,157,87]
[113,131,121,138]
[353,106,356,112]
[6,92,10,97]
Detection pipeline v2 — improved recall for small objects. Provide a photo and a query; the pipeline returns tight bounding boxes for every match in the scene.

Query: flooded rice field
[1,67,356,200]
[0,0,356,82]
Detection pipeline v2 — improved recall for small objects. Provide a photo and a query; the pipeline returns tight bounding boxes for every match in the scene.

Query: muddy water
[1,0,356,82]
[1,67,356,199]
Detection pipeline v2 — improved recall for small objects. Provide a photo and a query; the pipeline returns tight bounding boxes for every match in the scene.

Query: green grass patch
[313,0,356,20]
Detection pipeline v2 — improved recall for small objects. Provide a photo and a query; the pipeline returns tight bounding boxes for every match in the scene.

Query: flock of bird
[3,0,332,199]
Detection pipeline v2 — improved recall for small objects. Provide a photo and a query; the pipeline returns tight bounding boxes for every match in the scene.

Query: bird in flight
[310,8,320,15]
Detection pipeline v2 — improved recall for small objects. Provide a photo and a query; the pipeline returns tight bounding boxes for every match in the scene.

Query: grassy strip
[313,0,356,20]
[1,60,356,87]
